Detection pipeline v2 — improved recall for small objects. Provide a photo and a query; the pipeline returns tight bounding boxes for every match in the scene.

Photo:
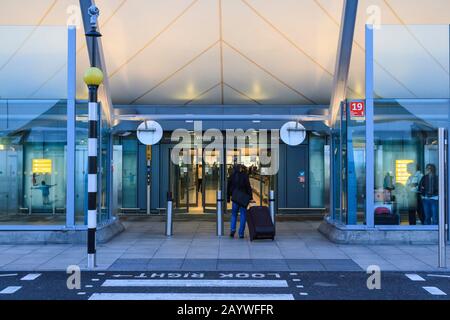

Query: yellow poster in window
[32,159,52,174]
[146,145,152,161]
[395,159,414,185]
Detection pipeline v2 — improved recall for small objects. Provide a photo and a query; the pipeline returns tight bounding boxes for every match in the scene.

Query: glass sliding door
[202,149,221,213]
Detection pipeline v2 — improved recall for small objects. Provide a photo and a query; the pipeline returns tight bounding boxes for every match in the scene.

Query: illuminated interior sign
[395,159,414,185]
[32,159,52,174]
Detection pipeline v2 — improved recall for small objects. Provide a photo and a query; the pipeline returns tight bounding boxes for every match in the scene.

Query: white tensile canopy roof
[0,0,449,104]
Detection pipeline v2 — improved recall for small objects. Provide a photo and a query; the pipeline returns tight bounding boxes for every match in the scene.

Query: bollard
[166,192,173,236]
[216,190,224,236]
[269,190,276,227]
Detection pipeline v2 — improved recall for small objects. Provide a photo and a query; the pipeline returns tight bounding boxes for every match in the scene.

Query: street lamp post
[84,4,103,269]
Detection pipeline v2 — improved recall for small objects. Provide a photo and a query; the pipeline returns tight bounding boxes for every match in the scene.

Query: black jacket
[419,174,439,197]
[227,169,253,202]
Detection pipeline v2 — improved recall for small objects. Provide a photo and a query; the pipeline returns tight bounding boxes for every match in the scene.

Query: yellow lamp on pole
[83,67,104,86]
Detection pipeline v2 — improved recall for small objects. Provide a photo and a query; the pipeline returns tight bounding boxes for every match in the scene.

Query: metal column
[216,190,224,236]
[438,128,447,268]
[269,190,276,227]
[66,26,76,228]
[166,192,173,236]
[365,25,375,228]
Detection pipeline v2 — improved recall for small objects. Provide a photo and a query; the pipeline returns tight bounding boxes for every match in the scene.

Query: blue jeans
[231,201,247,237]
[422,198,438,225]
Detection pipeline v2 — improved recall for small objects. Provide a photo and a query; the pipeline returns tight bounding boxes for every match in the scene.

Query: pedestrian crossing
[89,293,294,300]
[86,273,297,300]
[0,273,42,295]
[404,273,448,296]
[101,279,289,288]
[1,271,447,300]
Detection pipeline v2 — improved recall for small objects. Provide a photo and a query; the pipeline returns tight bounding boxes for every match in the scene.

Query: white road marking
[427,274,450,279]
[77,292,86,295]
[405,274,425,281]
[102,279,288,288]
[290,273,298,276]
[89,293,294,300]
[21,273,41,281]
[293,279,301,282]
[112,275,133,278]
[0,274,18,277]
[299,292,308,296]
[296,285,304,288]
[97,273,105,276]
[0,286,22,294]
[135,273,147,278]
[423,287,447,296]
[91,279,100,282]
[85,285,93,288]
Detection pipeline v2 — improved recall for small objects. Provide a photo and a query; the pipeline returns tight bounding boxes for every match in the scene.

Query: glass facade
[373,100,449,226]
[331,24,450,229]
[0,24,113,228]
[0,100,67,225]
[75,103,88,225]
[121,138,138,209]
[309,135,326,208]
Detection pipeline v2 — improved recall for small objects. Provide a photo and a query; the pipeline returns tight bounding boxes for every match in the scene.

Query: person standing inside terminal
[197,164,203,193]
[33,180,56,206]
[419,163,439,225]
[406,163,424,225]
[227,164,253,238]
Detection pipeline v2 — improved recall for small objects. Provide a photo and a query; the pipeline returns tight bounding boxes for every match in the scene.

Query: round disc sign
[137,120,163,145]
[280,121,306,146]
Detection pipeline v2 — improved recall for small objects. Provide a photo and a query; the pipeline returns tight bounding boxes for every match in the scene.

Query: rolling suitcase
[374,204,400,225]
[247,206,275,241]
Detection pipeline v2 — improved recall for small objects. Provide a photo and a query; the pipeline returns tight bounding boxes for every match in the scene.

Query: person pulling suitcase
[227,164,254,238]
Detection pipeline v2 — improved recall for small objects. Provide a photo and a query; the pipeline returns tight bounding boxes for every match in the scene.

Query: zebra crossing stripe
[102,279,288,288]
[0,286,22,294]
[405,274,425,281]
[423,287,447,296]
[89,293,294,300]
[21,273,41,281]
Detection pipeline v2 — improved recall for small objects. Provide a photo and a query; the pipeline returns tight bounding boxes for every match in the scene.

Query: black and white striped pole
[84,4,103,269]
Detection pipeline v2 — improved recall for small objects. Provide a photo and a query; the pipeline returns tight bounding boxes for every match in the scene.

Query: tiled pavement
[108,258,362,271]
[1,220,450,272]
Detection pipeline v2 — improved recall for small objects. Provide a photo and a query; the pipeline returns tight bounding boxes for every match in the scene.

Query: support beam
[329,0,358,127]
[66,26,76,228]
[115,114,328,122]
[79,0,113,126]
[365,25,375,228]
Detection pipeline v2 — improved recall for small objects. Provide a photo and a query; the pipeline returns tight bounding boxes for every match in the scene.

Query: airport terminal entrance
[113,131,326,216]
[169,147,276,214]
